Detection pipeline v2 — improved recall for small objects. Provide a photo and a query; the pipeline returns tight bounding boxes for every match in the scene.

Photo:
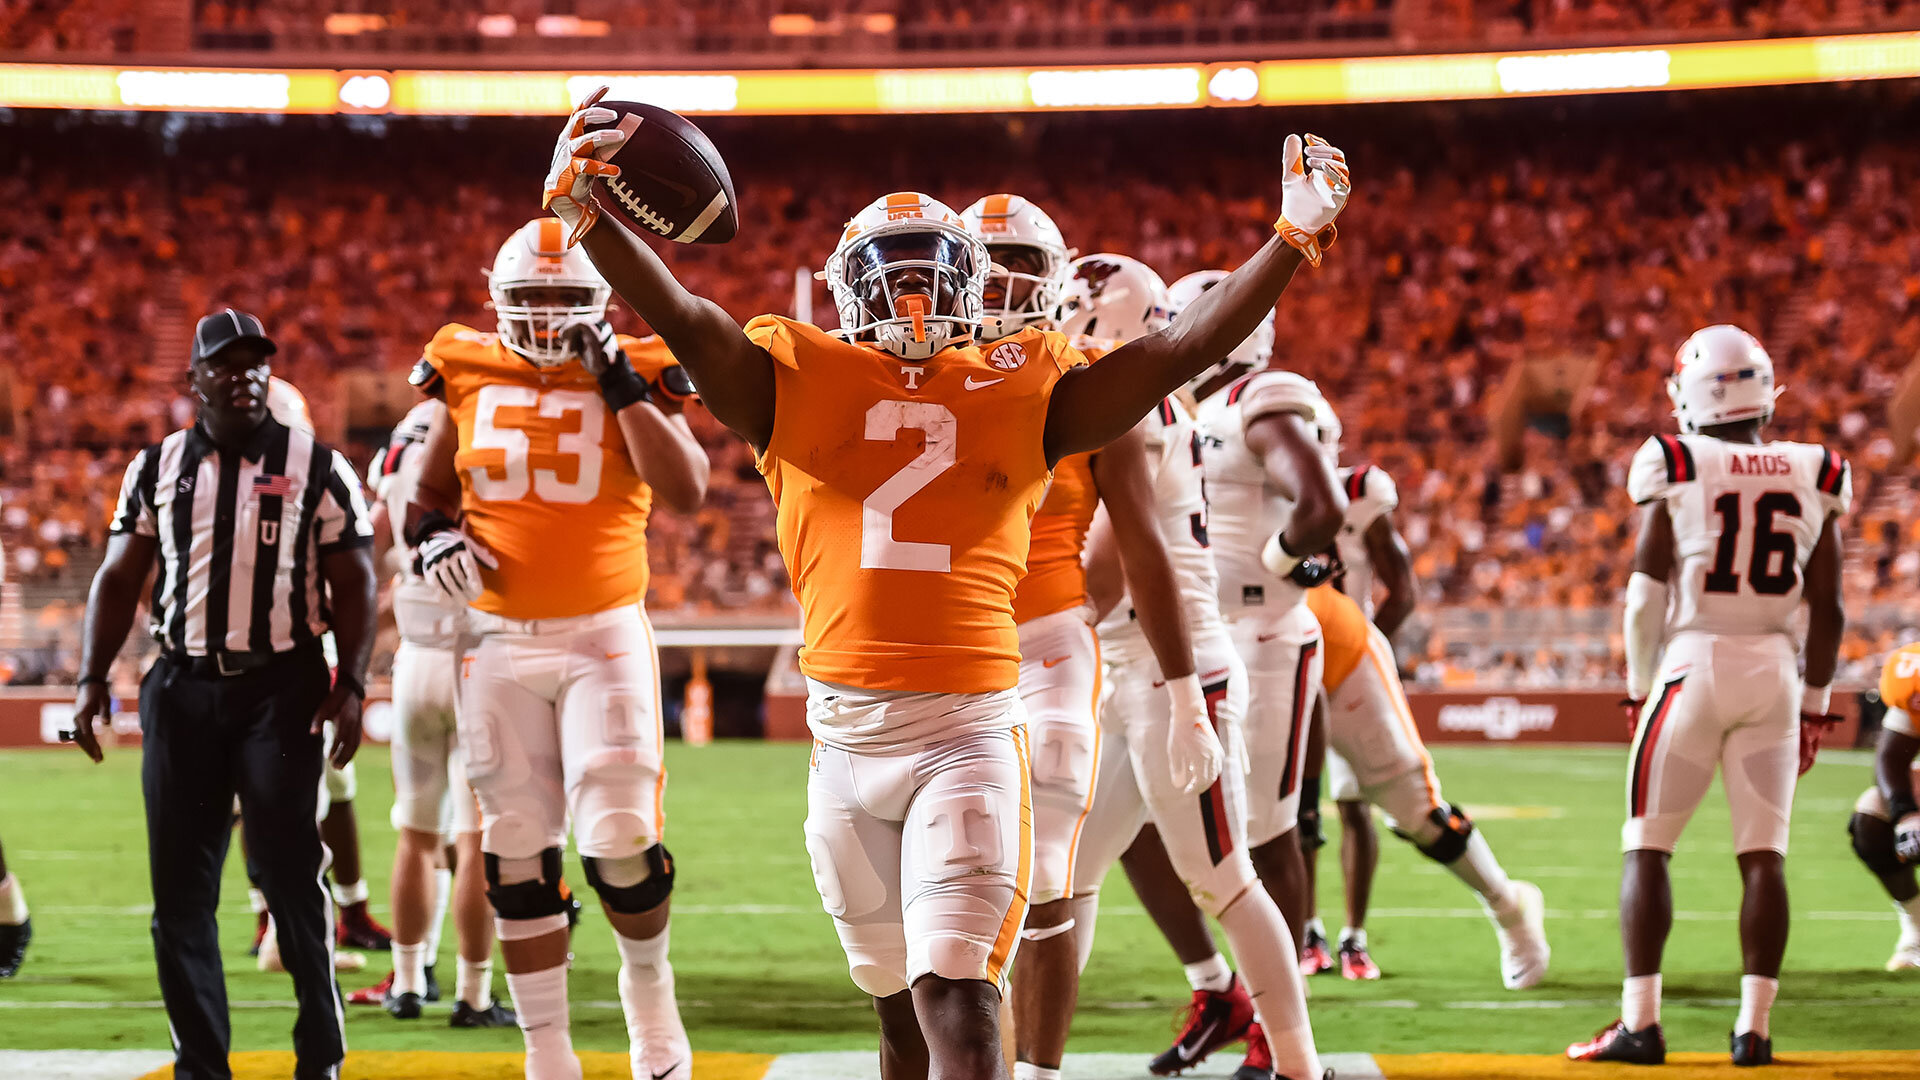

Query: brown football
[584,100,739,245]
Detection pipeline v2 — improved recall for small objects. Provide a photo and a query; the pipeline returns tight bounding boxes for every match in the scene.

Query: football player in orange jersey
[405,218,709,1080]
[545,88,1348,1080]
[956,205,1237,1080]
[1847,643,1920,971]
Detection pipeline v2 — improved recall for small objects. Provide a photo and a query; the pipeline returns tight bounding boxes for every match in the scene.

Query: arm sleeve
[1814,446,1852,518]
[1345,466,1399,530]
[316,450,375,552]
[1626,436,1681,505]
[108,449,156,537]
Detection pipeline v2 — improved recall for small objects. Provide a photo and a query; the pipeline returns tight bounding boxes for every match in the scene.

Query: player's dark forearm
[322,548,378,685]
[1876,732,1920,815]
[1122,547,1196,682]
[1803,599,1843,691]
[615,407,708,513]
[1374,590,1415,640]
[78,561,144,682]
[1160,236,1304,379]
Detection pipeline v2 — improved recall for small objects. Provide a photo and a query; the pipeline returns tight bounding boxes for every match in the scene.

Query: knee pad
[1850,812,1905,877]
[581,844,675,915]
[1401,803,1474,864]
[483,847,572,921]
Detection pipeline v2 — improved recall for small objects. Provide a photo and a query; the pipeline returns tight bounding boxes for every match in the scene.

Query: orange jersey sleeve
[1012,335,1112,624]
[1880,643,1920,714]
[426,323,656,620]
[619,333,679,383]
[749,315,1085,693]
[1306,584,1371,693]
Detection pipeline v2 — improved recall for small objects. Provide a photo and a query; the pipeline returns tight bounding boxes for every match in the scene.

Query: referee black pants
[139,645,344,1080]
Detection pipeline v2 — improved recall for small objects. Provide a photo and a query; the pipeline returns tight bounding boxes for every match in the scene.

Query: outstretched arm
[546,88,776,447]
[1043,134,1349,463]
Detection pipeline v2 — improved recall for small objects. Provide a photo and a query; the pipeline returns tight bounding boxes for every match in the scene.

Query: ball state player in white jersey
[1569,325,1849,1067]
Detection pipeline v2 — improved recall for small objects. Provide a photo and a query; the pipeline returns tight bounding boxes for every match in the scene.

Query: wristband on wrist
[1274,219,1336,268]
[597,360,652,412]
[1260,531,1304,577]
[334,673,366,700]
[1800,683,1831,716]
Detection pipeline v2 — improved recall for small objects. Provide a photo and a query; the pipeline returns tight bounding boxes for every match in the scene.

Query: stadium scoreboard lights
[2,30,1915,116]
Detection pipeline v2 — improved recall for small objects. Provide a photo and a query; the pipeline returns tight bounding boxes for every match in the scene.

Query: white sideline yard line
[4,996,1913,1013]
[0,1051,173,1080]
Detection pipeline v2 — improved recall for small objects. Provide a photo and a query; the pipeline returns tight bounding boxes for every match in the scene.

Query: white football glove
[543,85,628,246]
[415,528,497,605]
[1897,812,1920,864]
[1274,133,1351,267]
[1165,673,1226,795]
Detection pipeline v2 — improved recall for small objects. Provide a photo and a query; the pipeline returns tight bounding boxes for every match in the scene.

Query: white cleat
[1887,935,1920,972]
[623,967,692,1080]
[1494,880,1550,990]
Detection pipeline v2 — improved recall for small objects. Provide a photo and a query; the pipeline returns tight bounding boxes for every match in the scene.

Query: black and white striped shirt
[109,417,373,655]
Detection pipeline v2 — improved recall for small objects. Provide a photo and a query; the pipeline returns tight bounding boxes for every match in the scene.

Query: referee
[69,310,377,1080]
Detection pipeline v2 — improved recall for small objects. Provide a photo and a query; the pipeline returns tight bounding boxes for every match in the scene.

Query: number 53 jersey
[747,315,1085,696]
[1627,433,1850,639]
[414,323,681,620]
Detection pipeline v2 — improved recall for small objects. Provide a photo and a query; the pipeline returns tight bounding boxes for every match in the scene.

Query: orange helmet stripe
[536,217,565,263]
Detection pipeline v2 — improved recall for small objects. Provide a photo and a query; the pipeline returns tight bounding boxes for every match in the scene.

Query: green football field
[1,741,1915,1058]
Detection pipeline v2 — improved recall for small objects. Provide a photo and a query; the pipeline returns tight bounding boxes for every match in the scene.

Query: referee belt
[161,643,317,678]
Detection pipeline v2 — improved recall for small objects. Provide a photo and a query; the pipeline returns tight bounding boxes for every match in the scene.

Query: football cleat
[347,971,394,1006]
[0,918,30,978]
[1231,1021,1272,1080]
[1567,1020,1666,1064]
[1887,933,1920,972]
[1495,880,1550,990]
[1731,1030,1772,1066]
[1149,976,1257,1075]
[384,989,423,1020]
[450,1000,518,1028]
[1339,939,1381,981]
[337,905,394,952]
[1299,926,1334,976]
[424,962,441,1002]
[248,910,270,957]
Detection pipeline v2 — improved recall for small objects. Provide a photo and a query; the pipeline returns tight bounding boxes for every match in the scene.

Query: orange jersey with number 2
[748,315,1085,694]
[419,323,677,620]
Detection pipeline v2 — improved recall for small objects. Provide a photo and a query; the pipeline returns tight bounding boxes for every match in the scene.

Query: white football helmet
[825,192,987,361]
[1668,324,1781,434]
[1166,269,1276,397]
[960,193,1073,342]
[1054,254,1170,345]
[489,217,611,367]
[266,376,313,433]
[1316,396,1343,465]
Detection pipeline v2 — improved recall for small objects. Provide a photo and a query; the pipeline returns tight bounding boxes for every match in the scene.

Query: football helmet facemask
[489,218,612,368]
[1167,269,1276,399]
[1054,253,1170,347]
[961,194,1073,342]
[826,192,987,361]
[1668,324,1782,434]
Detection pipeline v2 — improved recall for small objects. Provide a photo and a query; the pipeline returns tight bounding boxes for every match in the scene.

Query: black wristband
[597,360,652,412]
[78,674,108,687]
[404,508,459,550]
[334,673,366,700]
[1890,790,1919,822]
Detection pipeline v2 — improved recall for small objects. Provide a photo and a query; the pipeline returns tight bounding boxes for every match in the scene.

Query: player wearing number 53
[404,217,708,1080]
[545,88,1351,1080]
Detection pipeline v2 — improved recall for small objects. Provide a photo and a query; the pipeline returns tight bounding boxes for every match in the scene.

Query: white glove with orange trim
[543,85,627,246]
[1274,133,1351,268]
[1166,673,1226,795]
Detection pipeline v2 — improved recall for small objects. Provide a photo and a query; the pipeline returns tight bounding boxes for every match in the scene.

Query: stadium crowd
[2,89,1917,687]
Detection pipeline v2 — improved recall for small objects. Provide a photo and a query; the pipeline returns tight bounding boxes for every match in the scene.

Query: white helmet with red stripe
[825,192,988,361]
[1668,324,1781,433]
[489,217,611,367]
[1167,269,1276,398]
[1054,254,1170,345]
[960,193,1073,342]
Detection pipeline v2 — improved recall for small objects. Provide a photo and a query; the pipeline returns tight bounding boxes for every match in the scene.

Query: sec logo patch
[988,342,1027,371]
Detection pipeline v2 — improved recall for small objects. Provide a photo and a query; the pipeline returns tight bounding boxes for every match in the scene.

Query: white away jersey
[1096,398,1227,656]
[1334,464,1399,616]
[1197,370,1329,617]
[1628,433,1850,639]
[370,400,465,648]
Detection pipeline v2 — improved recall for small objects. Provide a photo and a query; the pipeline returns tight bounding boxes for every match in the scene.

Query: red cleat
[347,970,394,1006]
[1339,938,1381,981]
[1232,1021,1272,1080]
[1299,926,1333,976]
[337,904,394,952]
[1148,976,1257,1075]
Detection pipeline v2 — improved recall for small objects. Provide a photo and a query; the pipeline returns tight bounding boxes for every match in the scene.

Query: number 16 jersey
[1627,433,1850,640]
[746,315,1085,695]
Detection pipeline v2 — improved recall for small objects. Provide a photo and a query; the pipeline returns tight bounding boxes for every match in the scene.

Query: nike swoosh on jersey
[1041,655,1070,668]
[964,376,1004,390]
[1256,633,1283,643]
[606,651,630,660]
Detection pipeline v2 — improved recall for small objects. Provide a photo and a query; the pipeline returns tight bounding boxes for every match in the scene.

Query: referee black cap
[191,308,277,364]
